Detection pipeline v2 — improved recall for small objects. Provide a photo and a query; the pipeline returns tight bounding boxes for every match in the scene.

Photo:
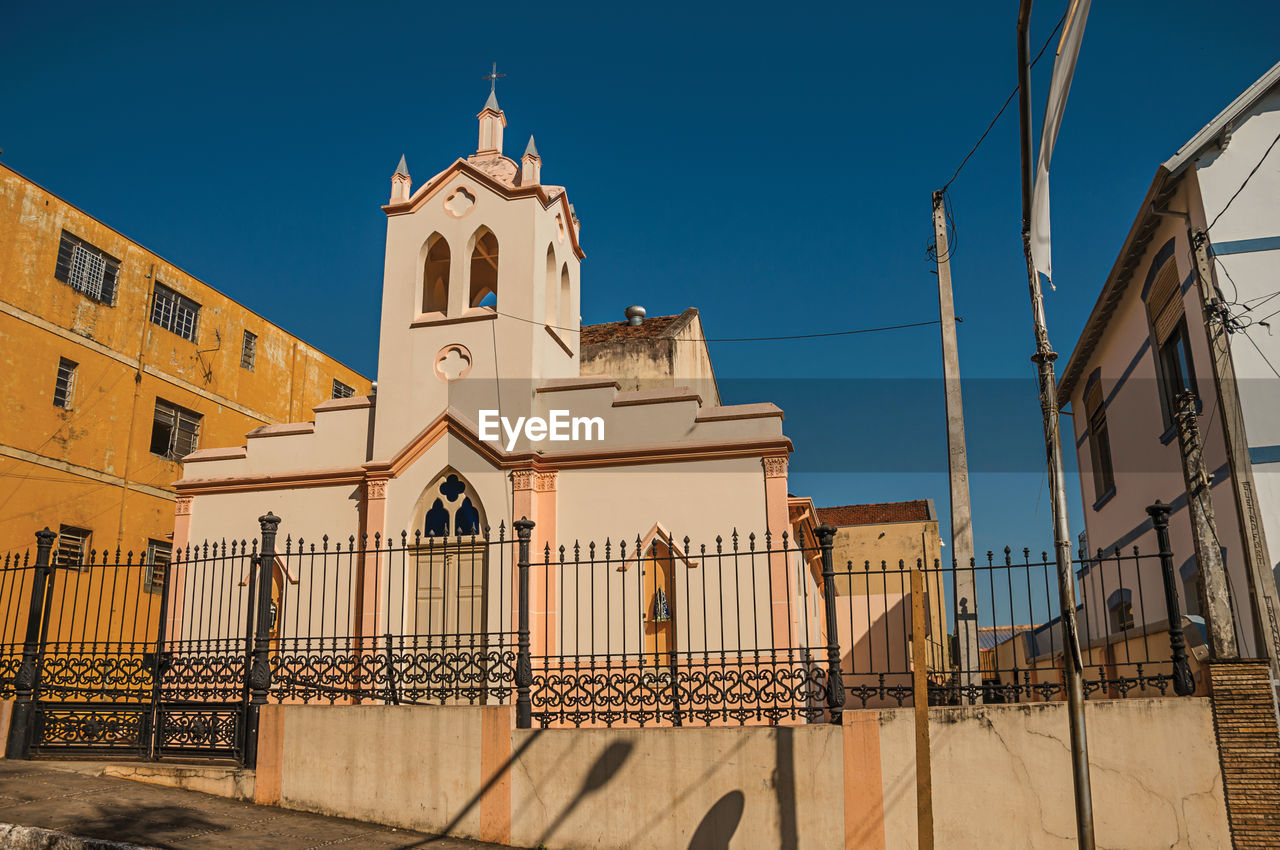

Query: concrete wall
[255,697,1229,849]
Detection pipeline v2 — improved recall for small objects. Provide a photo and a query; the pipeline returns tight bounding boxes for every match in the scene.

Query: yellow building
[815,499,950,677]
[0,162,371,572]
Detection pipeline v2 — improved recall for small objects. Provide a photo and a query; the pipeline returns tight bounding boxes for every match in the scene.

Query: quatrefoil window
[433,344,472,383]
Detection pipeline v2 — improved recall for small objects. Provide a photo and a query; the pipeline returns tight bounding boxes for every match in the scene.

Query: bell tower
[371,80,585,458]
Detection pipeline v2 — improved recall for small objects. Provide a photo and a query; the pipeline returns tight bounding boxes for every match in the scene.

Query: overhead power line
[940,9,1068,193]
[496,309,941,343]
[1208,127,1280,232]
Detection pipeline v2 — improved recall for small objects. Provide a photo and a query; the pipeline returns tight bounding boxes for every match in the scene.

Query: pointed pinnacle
[483,89,501,113]
[394,154,409,177]
[524,135,539,158]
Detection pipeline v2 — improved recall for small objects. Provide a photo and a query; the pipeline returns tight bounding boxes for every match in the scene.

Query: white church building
[166,90,864,719]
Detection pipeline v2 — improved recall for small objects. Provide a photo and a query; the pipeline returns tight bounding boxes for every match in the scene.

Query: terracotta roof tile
[816,500,933,527]
[579,314,683,346]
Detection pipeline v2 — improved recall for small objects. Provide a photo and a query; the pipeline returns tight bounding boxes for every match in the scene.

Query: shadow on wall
[537,740,635,847]
[774,726,798,850]
[689,790,745,849]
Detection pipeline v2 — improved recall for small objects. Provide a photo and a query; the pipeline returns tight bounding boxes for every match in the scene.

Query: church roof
[815,500,935,528]
[483,90,501,112]
[394,154,409,177]
[580,309,694,346]
[524,135,539,158]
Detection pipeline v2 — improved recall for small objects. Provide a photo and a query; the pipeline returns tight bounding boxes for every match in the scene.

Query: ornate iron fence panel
[3,535,255,763]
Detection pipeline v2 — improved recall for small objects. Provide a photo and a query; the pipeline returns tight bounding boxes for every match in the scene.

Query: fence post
[514,517,535,729]
[816,524,845,724]
[243,512,280,769]
[146,546,175,761]
[1148,501,1195,696]
[5,528,56,760]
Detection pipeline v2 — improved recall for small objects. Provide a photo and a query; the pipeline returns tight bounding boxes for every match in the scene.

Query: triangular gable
[615,522,700,572]
[381,158,585,260]
[236,554,300,588]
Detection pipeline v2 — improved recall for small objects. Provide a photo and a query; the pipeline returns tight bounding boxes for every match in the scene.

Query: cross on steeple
[483,62,505,95]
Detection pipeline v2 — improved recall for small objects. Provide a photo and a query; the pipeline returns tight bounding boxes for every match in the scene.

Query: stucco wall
[880,699,1228,849]
[260,697,1228,849]
[0,163,370,557]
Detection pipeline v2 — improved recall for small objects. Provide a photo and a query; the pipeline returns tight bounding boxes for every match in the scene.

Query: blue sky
[3,1,1277,553]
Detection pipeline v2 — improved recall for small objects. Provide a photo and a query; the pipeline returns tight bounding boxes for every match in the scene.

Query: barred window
[332,379,354,399]
[151,283,201,342]
[57,525,92,568]
[145,540,171,593]
[150,398,202,460]
[54,231,120,305]
[240,330,257,370]
[53,358,78,409]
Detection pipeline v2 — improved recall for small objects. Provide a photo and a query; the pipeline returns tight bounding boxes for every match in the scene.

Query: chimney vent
[625,305,646,326]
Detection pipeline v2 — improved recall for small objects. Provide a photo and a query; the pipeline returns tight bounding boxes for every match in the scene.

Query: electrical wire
[938,9,1069,193]
[496,309,941,342]
[1207,127,1280,233]
[1239,328,1280,380]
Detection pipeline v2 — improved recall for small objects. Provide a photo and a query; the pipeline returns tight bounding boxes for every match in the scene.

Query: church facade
[167,91,846,704]
[174,91,795,557]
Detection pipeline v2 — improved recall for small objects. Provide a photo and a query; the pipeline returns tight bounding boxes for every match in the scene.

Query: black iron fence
[1,505,1196,761]
[527,528,835,728]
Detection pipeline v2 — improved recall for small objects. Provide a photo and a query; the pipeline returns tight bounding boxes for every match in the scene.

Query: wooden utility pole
[1188,226,1280,673]
[911,566,935,850]
[932,189,980,703]
[1173,391,1239,659]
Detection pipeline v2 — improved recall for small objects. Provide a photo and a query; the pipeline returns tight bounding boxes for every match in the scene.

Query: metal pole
[815,524,845,724]
[244,511,280,769]
[1147,501,1196,696]
[1172,391,1239,659]
[5,528,56,760]
[1016,3,1095,846]
[932,189,980,703]
[147,550,175,760]
[514,517,534,729]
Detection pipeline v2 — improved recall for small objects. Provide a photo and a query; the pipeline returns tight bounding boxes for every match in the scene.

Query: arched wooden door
[410,472,490,705]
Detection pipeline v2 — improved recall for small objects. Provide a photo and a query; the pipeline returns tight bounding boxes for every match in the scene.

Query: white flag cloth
[1030,0,1091,286]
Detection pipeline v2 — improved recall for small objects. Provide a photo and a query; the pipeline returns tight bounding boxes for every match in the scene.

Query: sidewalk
[0,760,508,850]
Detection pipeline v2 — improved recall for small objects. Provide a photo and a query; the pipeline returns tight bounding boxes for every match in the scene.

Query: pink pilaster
[763,456,796,651]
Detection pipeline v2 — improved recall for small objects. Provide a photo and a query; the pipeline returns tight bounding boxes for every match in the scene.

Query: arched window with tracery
[469,228,499,309]
[423,234,450,314]
[421,472,484,538]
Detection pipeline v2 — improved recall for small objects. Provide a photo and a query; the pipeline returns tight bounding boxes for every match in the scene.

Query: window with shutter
[1084,377,1115,503]
[57,525,92,569]
[1145,259,1198,428]
[54,231,119,305]
[150,398,202,460]
[151,283,201,342]
[53,358,78,409]
[241,331,257,370]
[145,540,172,593]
